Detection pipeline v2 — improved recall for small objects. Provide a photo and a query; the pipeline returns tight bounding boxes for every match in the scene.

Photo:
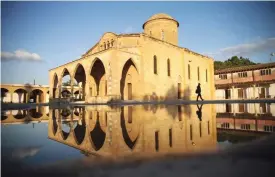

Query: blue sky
[1,1,275,85]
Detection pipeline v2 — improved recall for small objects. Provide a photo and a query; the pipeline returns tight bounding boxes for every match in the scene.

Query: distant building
[49,13,215,103]
[215,62,275,115]
[1,84,80,103]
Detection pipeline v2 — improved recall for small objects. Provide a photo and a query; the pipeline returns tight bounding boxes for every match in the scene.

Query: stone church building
[49,13,215,103]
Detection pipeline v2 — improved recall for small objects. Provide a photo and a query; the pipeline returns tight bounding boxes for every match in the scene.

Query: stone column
[10,92,14,103]
[26,92,30,103]
[253,84,256,99]
[231,86,235,99]
[70,78,74,100]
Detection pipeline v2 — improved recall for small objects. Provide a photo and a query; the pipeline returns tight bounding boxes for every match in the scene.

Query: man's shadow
[196,103,203,121]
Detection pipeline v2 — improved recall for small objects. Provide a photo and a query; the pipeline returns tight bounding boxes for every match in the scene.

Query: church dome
[143,13,179,29]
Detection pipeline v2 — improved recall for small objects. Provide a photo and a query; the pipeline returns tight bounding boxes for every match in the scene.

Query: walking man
[196,83,204,101]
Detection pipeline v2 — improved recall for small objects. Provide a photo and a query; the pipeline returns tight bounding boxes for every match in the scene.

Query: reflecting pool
[2,103,275,176]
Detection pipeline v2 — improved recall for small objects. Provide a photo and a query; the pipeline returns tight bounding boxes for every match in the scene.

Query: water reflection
[1,106,49,124]
[48,104,217,158]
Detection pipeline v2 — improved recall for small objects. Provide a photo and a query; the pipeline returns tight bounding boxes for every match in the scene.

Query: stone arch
[1,88,10,103]
[120,59,139,100]
[30,89,44,103]
[52,73,59,98]
[13,88,28,103]
[89,58,106,97]
[60,68,72,98]
[73,63,86,101]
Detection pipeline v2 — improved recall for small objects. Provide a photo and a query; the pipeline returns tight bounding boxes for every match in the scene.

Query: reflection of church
[49,13,215,103]
[48,104,217,157]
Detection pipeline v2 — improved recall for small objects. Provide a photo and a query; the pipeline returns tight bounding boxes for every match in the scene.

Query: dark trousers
[197,93,203,101]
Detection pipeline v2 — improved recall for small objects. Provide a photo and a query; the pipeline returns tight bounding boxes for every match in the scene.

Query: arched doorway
[74,64,86,101]
[90,59,106,97]
[53,74,58,98]
[61,68,72,98]
[30,89,44,103]
[120,59,138,100]
[14,89,28,103]
[1,88,9,103]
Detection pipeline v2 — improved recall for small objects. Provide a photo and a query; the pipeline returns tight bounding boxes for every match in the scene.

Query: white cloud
[205,37,275,61]
[123,26,134,33]
[1,49,42,62]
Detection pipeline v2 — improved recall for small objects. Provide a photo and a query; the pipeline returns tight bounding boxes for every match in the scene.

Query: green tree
[214,56,259,70]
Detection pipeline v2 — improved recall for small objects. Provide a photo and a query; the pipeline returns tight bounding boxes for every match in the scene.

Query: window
[206,69,208,82]
[104,43,106,50]
[260,69,271,76]
[154,56,157,74]
[107,41,110,48]
[105,112,108,126]
[188,64,191,80]
[161,30,164,40]
[219,74,227,80]
[178,106,182,121]
[128,106,132,123]
[169,128,172,147]
[111,40,114,47]
[105,80,107,96]
[199,122,202,137]
[197,67,200,81]
[167,59,171,76]
[207,121,210,135]
[155,131,159,151]
[241,124,250,130]
[238,72,248,78]
[190,125,193,140]
[264,125,275,132]
[221,123,230,129]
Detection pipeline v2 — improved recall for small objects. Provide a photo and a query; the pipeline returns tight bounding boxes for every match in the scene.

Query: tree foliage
[214,56,259,70]
[62,80,78,86]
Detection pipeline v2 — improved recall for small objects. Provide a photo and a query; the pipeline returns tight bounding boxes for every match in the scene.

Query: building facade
[49,13,215,103]
[215,62,275,114]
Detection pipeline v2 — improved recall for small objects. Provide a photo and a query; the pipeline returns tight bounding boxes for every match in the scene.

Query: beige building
[49,13,215,103]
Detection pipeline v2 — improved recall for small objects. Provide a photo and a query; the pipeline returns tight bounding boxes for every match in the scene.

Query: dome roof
[148,13,174,21]
[143,13,179,29]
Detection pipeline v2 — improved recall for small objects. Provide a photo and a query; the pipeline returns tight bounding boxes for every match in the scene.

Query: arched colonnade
[50,56,140,103]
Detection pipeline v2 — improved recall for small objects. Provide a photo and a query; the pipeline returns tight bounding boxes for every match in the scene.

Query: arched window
[197,67,200,81]
[161,30,164,40]
[167,59,171,76]
[206,69,208,82]
[104,42,106,50]
[188,64,191,80]
[154,55,157,74]
[107,41,110,48]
